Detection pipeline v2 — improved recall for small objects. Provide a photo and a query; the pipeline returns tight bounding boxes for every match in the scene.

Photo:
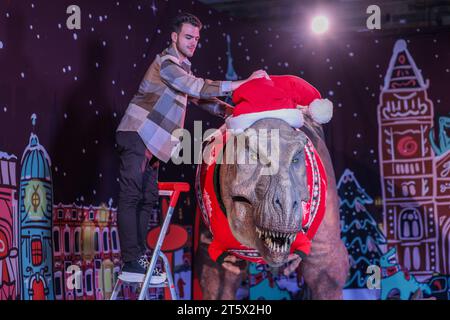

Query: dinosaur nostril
[293,201,298,210]
[274,197,283,211]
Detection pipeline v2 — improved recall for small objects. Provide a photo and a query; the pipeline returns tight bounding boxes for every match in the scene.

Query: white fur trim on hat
[309,99,333,124]
[225,108,304,133]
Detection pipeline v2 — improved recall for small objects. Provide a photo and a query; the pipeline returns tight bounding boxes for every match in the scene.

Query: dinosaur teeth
[257,228,299,252]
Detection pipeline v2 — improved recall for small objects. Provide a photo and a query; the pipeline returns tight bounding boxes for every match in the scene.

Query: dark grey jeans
[116,131,159,262]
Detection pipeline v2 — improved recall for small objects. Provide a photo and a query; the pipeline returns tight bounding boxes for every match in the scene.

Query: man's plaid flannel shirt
[117,45,233,162]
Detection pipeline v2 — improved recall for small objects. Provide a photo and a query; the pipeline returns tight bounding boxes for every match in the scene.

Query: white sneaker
[149,268,167,285]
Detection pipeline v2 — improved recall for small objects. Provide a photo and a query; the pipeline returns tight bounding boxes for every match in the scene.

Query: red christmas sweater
[195,75,328,264]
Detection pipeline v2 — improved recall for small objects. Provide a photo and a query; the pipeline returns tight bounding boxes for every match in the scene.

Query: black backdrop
[1,0,449,298]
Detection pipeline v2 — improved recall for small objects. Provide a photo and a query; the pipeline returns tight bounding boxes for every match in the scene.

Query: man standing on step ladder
[115,12,269,283]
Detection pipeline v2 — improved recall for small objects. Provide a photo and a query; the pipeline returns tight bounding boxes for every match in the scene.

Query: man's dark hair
[172,12,202,33]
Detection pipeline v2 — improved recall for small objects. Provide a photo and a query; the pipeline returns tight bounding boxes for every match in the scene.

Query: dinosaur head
[221,119,310,266]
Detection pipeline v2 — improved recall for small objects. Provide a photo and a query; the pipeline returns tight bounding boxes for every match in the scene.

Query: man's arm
[189,97,234,119]
[160,55,268,99]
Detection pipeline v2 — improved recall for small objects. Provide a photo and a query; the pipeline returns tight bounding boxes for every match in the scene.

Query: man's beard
[176,42,193,58]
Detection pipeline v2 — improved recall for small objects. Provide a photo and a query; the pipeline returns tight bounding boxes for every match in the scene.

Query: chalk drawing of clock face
[396,136,419,157]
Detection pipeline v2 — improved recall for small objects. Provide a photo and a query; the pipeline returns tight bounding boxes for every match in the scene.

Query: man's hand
[248,69,270,81]
[230,70,270,91]
[216,99,234,117]
[282,253,303,276]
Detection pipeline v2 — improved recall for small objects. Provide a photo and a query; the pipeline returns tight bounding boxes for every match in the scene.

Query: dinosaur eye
[292,150,303,164]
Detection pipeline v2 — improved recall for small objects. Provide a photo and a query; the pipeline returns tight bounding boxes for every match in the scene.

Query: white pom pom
[309,99,333,124]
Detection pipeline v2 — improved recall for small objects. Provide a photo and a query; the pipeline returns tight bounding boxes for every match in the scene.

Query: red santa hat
[225,75,333,132]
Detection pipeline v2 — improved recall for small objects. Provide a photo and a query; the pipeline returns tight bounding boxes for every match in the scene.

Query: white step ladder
[110,182,190,300]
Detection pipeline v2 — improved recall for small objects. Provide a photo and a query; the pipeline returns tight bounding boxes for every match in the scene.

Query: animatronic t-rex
[194,75,349,299]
